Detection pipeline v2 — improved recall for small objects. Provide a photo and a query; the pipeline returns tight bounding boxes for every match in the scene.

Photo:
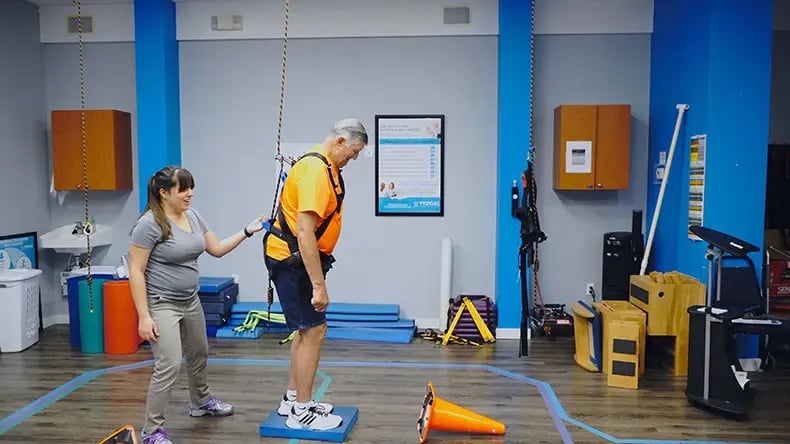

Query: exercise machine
[686,225,790,416]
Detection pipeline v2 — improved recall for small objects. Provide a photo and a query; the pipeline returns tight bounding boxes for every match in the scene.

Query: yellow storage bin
[606,319,642,390]
[628,271,705,336]
[594,301,646,376]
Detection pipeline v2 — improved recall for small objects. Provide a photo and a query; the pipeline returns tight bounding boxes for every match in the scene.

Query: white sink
[40,224,113,255]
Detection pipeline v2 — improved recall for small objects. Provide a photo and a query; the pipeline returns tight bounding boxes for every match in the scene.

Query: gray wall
[0,0,54,319]
[771,31,790,144]
[42,42,140,321]
[532,33,652,308]
[7,7,786,324]
[179,37,498,324]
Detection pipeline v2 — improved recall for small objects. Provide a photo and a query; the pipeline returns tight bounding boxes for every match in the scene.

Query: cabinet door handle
[587,184,592,188]
[597,183,603,188]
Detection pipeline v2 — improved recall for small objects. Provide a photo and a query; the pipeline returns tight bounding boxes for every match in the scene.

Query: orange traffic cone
[417,381,506,443]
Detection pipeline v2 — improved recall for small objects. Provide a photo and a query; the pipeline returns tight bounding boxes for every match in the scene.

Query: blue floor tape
[260,406,359,442]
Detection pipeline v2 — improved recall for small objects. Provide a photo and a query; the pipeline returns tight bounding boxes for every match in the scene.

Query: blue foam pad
[215,326,265,339]
[199,276,235,293]
[232,301,399,316]
[328,319,415,329]
[259,406,358,442]
[230,312,399,323]
[326,327,414,344]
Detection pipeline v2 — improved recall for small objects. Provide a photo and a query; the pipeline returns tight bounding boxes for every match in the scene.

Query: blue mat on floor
[231,301,399,316]
[259,406,359,442]
[226,318,415,330]
[230,312,399,322]
[327,327,414,344]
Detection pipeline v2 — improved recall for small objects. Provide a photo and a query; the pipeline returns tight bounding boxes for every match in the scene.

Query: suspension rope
[265,0,291,330]
[528,0,540,321]
[73,0,94,313]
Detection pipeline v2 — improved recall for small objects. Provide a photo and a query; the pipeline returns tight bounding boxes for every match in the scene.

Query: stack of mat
[198,277,239,337]
[216,301,416,344]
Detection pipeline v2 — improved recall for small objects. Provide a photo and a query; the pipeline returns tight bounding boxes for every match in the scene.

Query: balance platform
[259,406,359,442]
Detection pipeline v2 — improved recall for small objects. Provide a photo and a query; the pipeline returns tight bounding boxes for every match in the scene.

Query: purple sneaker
[142,429,172,444]
[188,395,234,417]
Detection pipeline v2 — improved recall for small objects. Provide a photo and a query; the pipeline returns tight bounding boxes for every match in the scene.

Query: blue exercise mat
[230,312,399,323]
[231,301,399,316]
[326,327,414,344]
[199,276,235,293]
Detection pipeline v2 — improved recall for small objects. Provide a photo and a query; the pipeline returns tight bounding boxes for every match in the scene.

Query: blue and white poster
[375,114,444,216]
[0,232,38,271]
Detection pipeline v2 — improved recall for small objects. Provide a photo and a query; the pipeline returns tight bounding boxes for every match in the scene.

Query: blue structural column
[496,0,534,331]
[134,0,181,211]
[646,0,773,281]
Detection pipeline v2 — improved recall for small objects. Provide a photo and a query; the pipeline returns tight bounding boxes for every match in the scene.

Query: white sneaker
[278,395,334,416]
[286,403,343,430]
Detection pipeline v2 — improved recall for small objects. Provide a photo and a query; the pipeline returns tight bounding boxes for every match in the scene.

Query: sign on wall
[688,134,707,241]
[375,114,445,217]
[0,231,38,271]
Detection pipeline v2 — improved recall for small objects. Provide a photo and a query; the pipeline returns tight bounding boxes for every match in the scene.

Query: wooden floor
[0,325,789,443]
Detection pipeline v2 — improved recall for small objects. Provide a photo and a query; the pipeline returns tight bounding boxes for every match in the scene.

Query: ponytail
[136,166,195,241]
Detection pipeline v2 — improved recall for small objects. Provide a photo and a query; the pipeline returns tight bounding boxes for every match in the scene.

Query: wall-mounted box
[553,104,631,191]
[51,109,133,191]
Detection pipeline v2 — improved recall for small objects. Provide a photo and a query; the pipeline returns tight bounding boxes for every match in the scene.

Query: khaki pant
[143,294,211,434]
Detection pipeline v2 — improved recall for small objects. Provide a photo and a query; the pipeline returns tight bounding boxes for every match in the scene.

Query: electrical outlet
[585,282,595,298]
[231,274,239,284]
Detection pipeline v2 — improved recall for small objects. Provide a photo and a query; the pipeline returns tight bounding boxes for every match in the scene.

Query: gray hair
[330,118,368,145]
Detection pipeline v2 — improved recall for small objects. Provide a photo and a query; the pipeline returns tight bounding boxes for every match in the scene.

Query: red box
[769,259,790,298]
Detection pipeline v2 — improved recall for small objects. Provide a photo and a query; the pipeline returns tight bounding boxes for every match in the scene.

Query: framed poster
[375,114,445,216]
[0,231,38,271]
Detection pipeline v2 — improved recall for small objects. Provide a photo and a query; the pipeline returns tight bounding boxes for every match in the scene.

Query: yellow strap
[462,297,495,342]
[442,303,466,346]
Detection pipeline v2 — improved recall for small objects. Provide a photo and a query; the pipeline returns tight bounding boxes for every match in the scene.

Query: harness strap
[267,151,345,256]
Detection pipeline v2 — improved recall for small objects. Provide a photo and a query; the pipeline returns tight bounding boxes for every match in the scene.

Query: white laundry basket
[0,269,42,353]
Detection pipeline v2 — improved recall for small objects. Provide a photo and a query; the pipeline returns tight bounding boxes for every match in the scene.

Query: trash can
[79,276,112,354]
[103,279,142,354]
[0,269,43,353]
[67,273,115,348]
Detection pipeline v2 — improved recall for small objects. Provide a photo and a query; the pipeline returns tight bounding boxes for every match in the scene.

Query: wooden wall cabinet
[51,109,133,191]
[553,104,631,191]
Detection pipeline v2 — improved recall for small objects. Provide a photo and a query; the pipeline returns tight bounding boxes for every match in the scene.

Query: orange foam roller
[103,280,142,355]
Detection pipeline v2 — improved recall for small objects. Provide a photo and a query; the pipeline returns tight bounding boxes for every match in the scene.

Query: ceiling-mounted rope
[264,0,291,331]
[72,0,94,313]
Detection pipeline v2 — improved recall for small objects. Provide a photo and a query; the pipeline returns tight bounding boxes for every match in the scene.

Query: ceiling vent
[211,14,243,31]
[67,15,93,34]
[443,7,470,25]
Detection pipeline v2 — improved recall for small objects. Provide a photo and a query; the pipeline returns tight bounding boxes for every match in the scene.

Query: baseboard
[495,328,528,340]
[43,314,70,328]
[414,318,441,330]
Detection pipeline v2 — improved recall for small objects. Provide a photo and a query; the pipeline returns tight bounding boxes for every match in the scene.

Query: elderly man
[264,118,368,430]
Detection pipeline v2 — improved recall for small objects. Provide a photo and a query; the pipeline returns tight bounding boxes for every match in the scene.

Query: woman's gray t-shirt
[130,208,210,300]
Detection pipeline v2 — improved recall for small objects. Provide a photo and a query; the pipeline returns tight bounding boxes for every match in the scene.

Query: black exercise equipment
[511,153,547,357]
[685,225,790,417]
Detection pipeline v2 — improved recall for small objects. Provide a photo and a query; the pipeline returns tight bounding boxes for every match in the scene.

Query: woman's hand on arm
[204,215,266,258]
[128,244,158,343]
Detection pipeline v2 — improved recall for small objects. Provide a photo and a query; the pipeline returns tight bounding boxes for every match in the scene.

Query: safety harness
[264,151,345,258]
[261,151,344,328]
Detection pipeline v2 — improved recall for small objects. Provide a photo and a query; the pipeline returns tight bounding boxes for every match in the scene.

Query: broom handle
[641,104,689,275]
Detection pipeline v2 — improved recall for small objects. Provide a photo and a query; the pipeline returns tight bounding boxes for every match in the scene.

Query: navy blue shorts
[265,253,333,332]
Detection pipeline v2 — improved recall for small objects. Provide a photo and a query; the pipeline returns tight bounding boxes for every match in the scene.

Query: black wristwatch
[243,227,253,238]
